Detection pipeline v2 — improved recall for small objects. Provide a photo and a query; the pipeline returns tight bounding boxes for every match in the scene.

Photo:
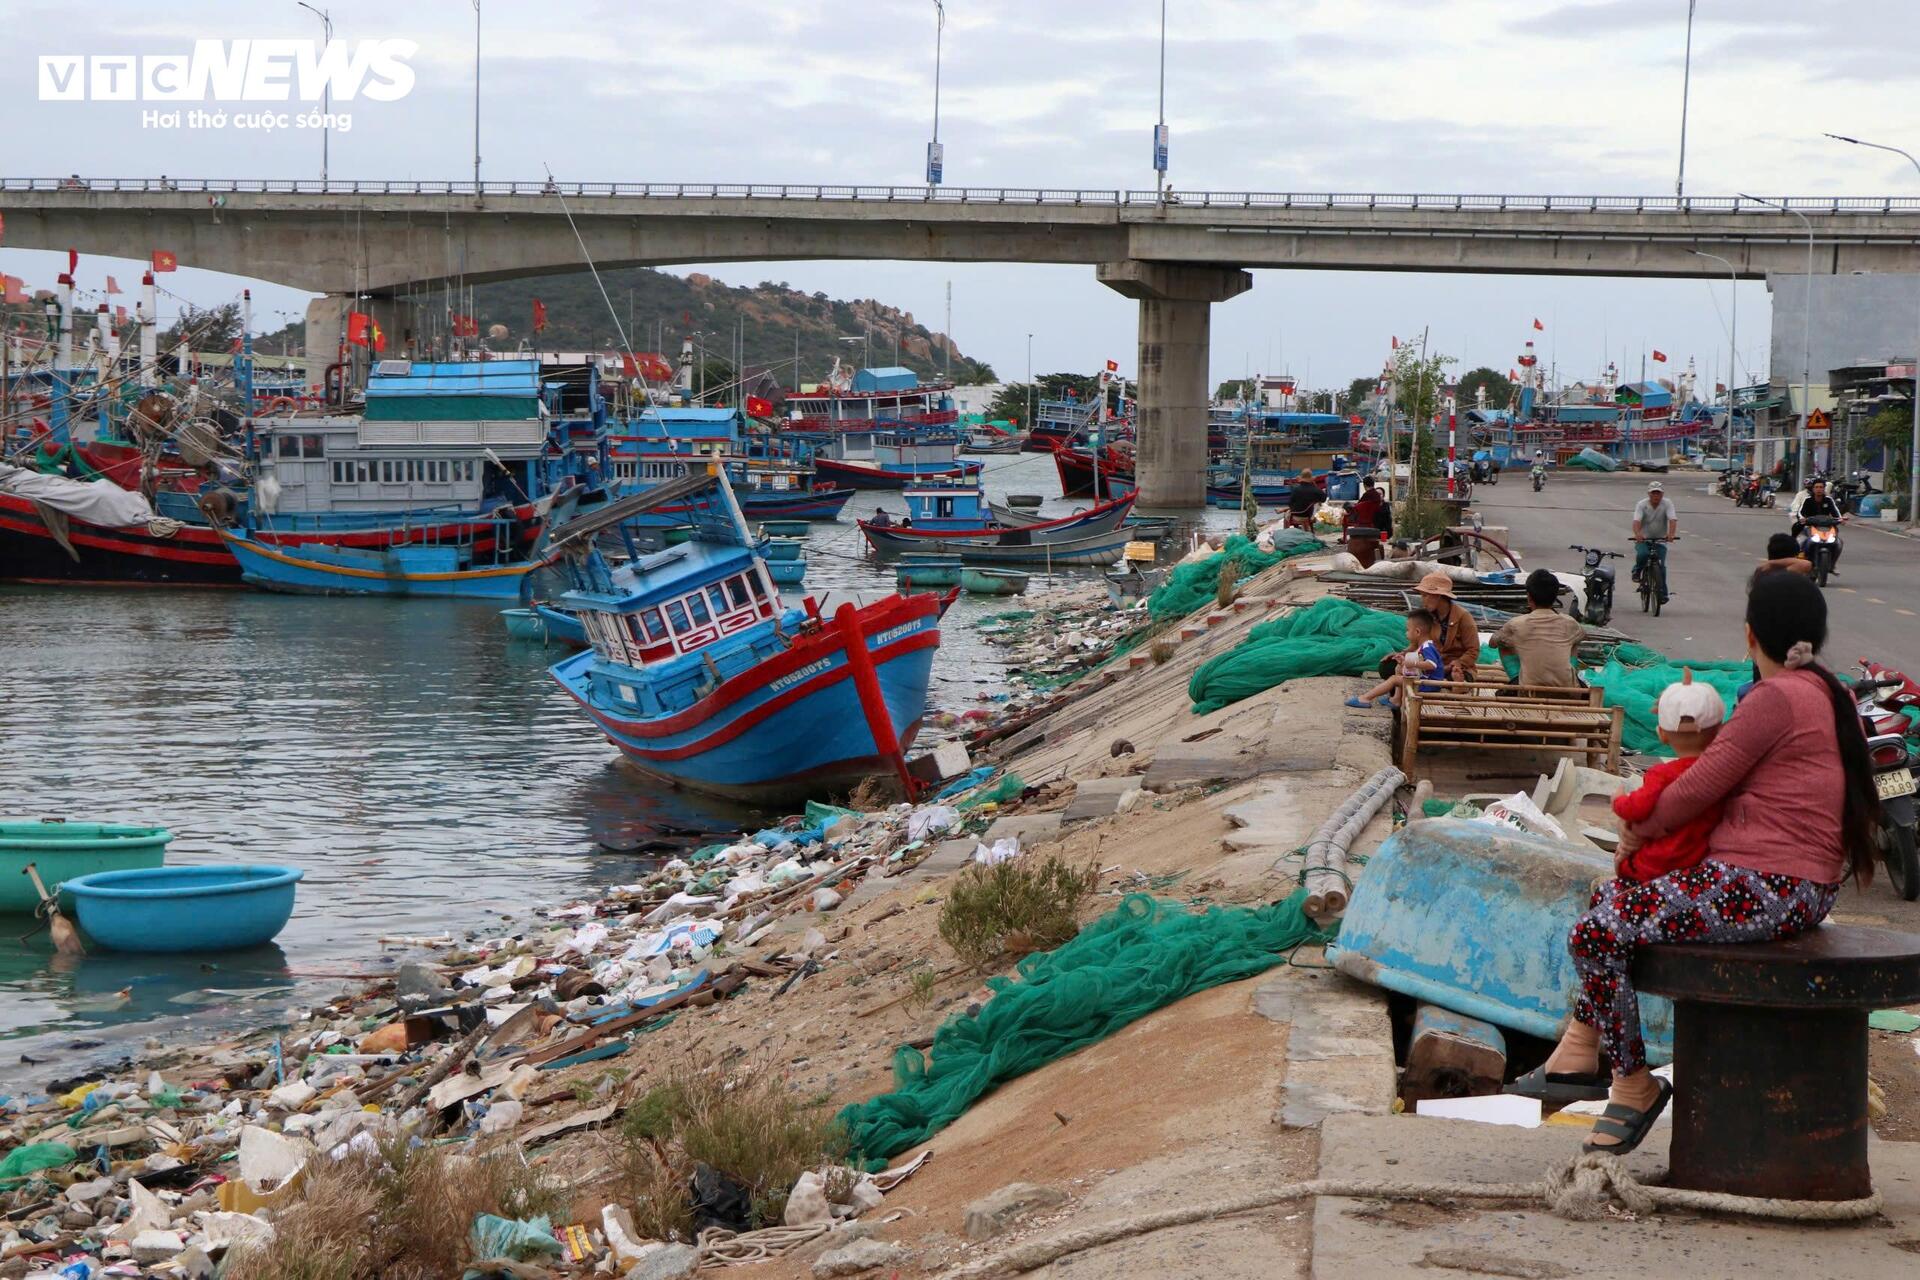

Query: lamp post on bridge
[1826,133,1920,527]
[927,0,945,188]
[1740,192,1815,490]
[1690,249,1738,469]
[295,3,331,185]
[471,0,483,192]
[1676,0,1696,200]
[1153,0,1169,204]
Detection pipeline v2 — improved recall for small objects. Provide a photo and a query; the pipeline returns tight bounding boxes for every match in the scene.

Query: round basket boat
[62,865,303,953]
[0,820,171,914]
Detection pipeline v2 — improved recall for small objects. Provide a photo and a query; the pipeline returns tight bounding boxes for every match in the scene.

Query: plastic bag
[958,774,1026,810]
[464,1214,561,1278]
[0,1142,76,1189]
[1476,792,1568,841]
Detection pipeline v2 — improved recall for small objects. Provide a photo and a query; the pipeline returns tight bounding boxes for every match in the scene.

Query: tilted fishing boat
[859,487,1136,557]
[547,471,942,804]
[862,524,1131,567]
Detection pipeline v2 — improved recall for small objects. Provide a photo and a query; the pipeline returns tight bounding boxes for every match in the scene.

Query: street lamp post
[472,1,483,191]
[1154,0,1168,203]
[296,3,332,185]
[1676,0,1696,199]
[1691,249,1739,468]
[1826,133,1920,524]
[927,1,945,187]
[1740,193,1816,488]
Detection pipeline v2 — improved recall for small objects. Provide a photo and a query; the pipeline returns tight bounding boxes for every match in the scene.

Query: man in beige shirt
[1493,569,1587,688]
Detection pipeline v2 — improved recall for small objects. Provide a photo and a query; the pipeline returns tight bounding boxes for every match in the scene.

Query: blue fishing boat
[760,536,808,586]
[861,486,1136,549]
[546,472,942,804]
[217,528,539,600]
[501,603,589,647]
[64,865,303,953]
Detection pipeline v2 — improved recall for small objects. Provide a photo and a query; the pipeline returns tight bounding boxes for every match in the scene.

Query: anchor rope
[935,1154,1883,1279]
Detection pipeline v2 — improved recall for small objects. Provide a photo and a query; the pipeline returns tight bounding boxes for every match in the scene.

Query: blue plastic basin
[62,865,304,954]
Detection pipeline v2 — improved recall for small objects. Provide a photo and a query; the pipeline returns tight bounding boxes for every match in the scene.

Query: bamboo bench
[1398,679,1622,776]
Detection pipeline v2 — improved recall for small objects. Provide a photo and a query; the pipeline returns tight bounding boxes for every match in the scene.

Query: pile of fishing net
[1146,533,1322,622]
[1580,647,1750,756]
[1562,448,1619,472]
[836,890,1333,1166]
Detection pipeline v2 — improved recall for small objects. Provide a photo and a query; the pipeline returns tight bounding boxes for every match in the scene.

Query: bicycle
[1633,536,1674,616]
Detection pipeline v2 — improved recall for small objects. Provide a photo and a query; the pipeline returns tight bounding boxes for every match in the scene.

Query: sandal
[1344,697,1375,708]
[1581,1077,1673,1156]
[1504,1064,1611,1103]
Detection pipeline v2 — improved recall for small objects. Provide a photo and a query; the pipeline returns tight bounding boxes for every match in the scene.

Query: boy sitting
[1347,609,1444,709]
[1610,671,1727,880]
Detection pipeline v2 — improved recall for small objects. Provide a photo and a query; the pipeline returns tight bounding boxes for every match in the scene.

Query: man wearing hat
[1418,571,1481,682]
[1630,480,1677,605]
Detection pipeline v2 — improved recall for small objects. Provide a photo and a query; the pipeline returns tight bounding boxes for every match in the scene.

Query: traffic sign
[1805,408,1831,431]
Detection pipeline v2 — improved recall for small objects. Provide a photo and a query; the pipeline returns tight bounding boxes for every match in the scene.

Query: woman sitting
[1507,571,1880,1154]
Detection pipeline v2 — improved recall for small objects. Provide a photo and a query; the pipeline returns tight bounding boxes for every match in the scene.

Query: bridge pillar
[1097,261,1251,508]
[303,295,418,402]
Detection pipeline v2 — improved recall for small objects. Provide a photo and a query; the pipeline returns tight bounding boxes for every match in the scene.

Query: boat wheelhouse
[784,366,958,433]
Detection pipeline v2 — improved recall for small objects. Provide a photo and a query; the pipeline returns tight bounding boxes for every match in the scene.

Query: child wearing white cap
[1609,670,1728,880]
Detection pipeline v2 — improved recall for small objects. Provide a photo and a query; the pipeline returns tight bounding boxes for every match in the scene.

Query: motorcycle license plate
[1876,769,1917,800]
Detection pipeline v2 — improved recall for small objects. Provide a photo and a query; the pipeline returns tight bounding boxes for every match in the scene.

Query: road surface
[1473,469,1920,676]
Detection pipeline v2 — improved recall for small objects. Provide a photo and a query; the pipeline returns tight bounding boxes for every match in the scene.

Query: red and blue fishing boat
[547,471,941,805]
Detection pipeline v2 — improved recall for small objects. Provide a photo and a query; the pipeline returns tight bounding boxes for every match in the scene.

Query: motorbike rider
[1790,477,1847,573]
[1630,480,1676,605]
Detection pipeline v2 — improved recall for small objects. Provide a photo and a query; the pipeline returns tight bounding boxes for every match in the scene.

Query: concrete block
[1254,969,1398,1129]
[982,812,1063,846]
[963,1182,1069,1241]
[1062,775,1138,823]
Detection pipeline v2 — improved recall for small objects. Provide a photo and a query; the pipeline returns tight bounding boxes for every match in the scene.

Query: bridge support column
[1097,260,1251,508]
[304,295,418,402]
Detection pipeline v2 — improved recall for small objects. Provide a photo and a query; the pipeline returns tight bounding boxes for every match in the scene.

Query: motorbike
[1736,472,1776,508]
[1801,516,1843,587]
[1854,664,1920,900]
[1717,467,1747,500]
[1470,456,1499,486]
[1530,461,1547,492]
[1833,469,1879,514]
[1568,543,1621,626]
[1859,658,1920,714]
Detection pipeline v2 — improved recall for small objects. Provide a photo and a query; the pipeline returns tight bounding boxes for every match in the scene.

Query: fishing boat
[782,364,959,433]
[1003,493,1045,509]
[863,524,1131,567]
[501,602,589,647]
[546,471,942,804]
[1052,444,1136,498]
[809,431,982,490]
[895,554,963,591]
[862,486,1136,548]
[760,536,808,586]
[960,566,1030,595]
[0,821,171,914]
[217,526,540,600]
[961,428,1024,454]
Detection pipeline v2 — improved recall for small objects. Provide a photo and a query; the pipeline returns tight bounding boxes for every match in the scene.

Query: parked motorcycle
[1736,472,1777,509]
[1833,469,1880,514]
[1801,516,1843,587]
[1568,544,1621,626]
[1855,664,1920,900]
[1717,467,1747,500]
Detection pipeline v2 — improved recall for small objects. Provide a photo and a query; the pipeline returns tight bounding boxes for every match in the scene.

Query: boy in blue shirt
[1347,609,1445,708]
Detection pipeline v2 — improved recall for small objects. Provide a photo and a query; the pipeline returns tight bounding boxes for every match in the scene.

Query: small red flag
[1390,335,1399,350]
[621,352,640,379]
[151,250,178,273]
[1652,349,1668,363]
[106,276,121,294]
[1715,382,1727,393]
[67,249,78,275]
[347,311,373,348]
[745,395,774,417]
[532,298,547,334]
[1105,359,1118,372]
[1532,318,1545,331]
[230,338,243,353]
[372,322,386,354]
[1509,369,1518,380]
[114,304,127,323]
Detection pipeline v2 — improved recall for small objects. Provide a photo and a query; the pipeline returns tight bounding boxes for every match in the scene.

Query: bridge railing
[4,178,1919,214]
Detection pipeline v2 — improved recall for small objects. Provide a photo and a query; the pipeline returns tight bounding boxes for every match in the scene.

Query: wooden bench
[1636,924,1920,1202]
[1398,679,1622,776]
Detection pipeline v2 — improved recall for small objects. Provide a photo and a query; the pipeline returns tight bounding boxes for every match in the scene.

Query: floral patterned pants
[1568,859,1840,1075]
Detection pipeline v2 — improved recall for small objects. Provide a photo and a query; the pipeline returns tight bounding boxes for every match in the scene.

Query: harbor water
[0,453,1205,1080]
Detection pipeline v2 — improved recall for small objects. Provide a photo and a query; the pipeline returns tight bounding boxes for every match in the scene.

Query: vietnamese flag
[745,394,774,417]
[1509,368,1518,380]
[371,321,386,353]
[1652,349,1668,363]
[151,250,178,272]
[1105,358,1119,372]
[531,298,547,333]
[347,311,374,348]
[1533,318,1545,331]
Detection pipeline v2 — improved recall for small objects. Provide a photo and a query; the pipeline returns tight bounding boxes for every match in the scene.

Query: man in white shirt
[1630,480,1676,605]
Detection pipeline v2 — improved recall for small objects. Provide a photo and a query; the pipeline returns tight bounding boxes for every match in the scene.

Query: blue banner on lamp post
[1153,124,1169,173]
[926,141,944,185]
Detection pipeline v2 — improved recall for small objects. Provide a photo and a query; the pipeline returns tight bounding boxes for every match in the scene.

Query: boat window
[355,461,372,483]
[745,572,767,599]
[686,594,713,626]
[276,435,300,458]
[331,461,347,483]
[726,576,750,608]
[665,601,691,633]
[300,434,325,457]
[706,585,729,614]
[380,460,395,483]
[639,608,668,642]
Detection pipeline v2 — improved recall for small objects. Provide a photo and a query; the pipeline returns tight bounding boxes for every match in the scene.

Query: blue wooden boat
[960,567,1030,595]
[502,603,589,647]
[545,472,942,804]
[759,537,808,586]
[218,530,539,600]
[896,554,963,591]
[866,524,1131,567]
[63,865,303,953]
[759,519,812,539]
[0,820,170,914]
[501,607,547,641]
[859,490,1137,559]
[1328,818,1674,1065]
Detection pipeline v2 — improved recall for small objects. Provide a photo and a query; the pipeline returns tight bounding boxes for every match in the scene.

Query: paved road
[1474,469,1920,675]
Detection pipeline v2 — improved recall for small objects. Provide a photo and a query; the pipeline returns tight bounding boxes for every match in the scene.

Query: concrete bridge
[9,178,1920,503]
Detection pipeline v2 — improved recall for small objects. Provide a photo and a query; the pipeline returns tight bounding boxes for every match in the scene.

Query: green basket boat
[0,820,172,914]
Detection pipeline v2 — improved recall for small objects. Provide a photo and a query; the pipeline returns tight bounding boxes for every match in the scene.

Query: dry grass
[1216,557,1242,607]
[224,1137,562,1280]
[612,1057,847,1237]
[937,854,1100,971]
[1149,638,1177,666]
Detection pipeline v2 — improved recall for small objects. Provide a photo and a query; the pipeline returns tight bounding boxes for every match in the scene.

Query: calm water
[0,453,1182,1081]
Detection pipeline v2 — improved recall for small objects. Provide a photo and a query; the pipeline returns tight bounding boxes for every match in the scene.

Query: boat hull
[552,593,941,806]
[736,486,855,520]
[814,457,981,490]
[864,526,1129,566]
[219,531,537,600]
[0,821,171,914]
[1052,447,1135,498]
[960,568,1030,595]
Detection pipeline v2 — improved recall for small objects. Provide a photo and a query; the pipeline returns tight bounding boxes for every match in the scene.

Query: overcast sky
[5,0,1919,390]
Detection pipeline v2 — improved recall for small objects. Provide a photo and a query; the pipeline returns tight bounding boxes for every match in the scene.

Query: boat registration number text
[770,658,833,693]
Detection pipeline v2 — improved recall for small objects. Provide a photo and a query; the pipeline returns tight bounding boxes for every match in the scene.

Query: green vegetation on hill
[465,269,994,386]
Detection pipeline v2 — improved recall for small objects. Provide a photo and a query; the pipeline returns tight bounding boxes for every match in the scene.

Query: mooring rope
[936,1154,1883,1279]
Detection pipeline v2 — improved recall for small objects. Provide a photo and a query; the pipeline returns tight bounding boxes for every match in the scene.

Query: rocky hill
[467,268,995,387]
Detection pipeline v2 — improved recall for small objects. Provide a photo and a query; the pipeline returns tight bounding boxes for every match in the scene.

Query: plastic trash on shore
[1473,793,1569,842]
[972,838,1021,866]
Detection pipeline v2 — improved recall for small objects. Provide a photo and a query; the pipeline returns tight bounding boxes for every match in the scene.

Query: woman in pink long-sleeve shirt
[1507,572,1882,1155]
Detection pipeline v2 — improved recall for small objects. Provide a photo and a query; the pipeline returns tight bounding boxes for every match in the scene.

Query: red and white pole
[1445,397,1458,496]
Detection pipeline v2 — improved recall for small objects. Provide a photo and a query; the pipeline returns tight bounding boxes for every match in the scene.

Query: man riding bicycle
[1630,479,1676,605]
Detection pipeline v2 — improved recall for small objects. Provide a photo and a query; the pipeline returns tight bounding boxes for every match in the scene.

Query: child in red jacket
[1611,671,1727,881]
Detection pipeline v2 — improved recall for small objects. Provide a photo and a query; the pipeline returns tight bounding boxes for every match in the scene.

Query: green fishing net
[1185,596,1500,716]
[1146,533,1322,621]
[1581,649,1752,756]
[836,890,1334,1166]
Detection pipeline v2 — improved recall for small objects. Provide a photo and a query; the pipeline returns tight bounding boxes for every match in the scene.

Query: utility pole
[297,3,332,184]
[1676,0,1696,200]
[1154,0,1169,204]
[927,0,945,187]
[1026,332,1034,431]
[471,0,483,191]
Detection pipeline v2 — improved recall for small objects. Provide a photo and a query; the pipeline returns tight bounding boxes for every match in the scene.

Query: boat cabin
[785,367,955,431]
[900,483,990,529]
